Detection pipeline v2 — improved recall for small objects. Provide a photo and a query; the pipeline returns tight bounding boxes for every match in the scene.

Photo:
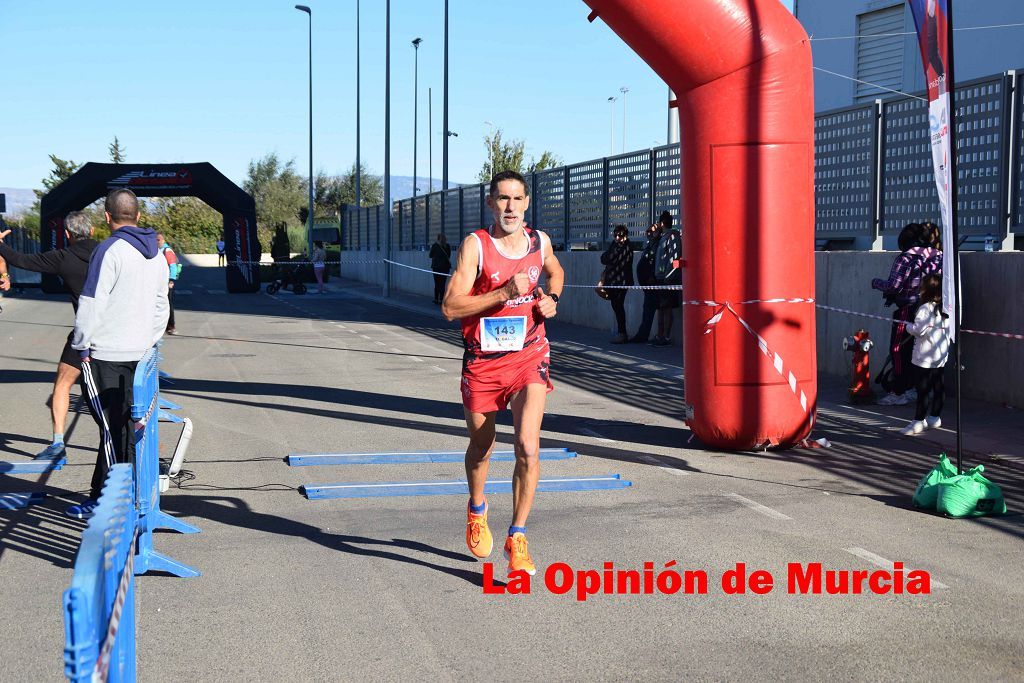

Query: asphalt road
[1,266,1022,681]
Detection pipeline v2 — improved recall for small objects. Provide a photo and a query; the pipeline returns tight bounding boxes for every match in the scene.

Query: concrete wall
[796,0,1024,112]
[343,250,1024,406]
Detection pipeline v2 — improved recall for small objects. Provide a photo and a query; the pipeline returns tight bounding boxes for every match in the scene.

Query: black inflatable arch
[39,162,260,293]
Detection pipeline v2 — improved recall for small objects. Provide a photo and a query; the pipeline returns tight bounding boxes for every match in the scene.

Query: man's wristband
[549,292,559,303]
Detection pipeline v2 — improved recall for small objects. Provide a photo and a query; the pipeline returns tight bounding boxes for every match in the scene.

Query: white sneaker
[900,420,926,436]
[925,416,942,429]
[877,393,898,406]
[891,393,911,406]
[904,389,918,401]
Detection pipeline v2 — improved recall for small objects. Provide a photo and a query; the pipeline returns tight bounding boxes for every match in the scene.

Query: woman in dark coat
[600,224,635,343]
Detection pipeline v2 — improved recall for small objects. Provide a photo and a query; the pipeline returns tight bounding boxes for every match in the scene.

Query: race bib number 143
[480,316,527,352]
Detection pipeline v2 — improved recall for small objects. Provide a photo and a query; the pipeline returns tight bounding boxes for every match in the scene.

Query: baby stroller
[266,258,308,295]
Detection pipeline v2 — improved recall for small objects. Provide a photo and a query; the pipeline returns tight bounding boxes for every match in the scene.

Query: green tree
[528,151,561,173]
[108,136,126,163]
[477,129,559,181]
[145,197,222,253]
[243,152,306,248]
[33,154,81,202]
[341,162,384,207]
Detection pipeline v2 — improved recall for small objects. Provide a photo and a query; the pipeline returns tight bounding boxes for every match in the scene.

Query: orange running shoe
[466,499,493,559]
[503,532,536,576]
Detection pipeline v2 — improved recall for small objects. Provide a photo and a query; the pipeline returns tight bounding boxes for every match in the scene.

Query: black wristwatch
[549,293,559,303]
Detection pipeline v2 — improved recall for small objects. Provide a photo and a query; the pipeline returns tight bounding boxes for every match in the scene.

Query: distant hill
[0,188,38,216]
[388,176,471,205]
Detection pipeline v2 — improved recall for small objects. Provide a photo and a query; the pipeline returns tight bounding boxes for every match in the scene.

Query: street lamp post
[620,86,629,153]
[412,38,422,202]
[443,0,449,191]
[355,0,361,207]
[384,0,391,296]
[607,96,617,156]
[428,87,433,194]
[295,4,314,258]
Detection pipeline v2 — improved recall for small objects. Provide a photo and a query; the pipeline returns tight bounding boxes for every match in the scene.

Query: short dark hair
[897,222,923,251]
[659,211,672,228]
[489,170,529,197]
[105,188,139,224]
[613,224,628,237]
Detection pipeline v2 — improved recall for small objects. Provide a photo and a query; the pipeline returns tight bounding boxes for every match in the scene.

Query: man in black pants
[69,189,169,519]
[629,221,664,343]
[429,233,452,304]
[0,213,99,458]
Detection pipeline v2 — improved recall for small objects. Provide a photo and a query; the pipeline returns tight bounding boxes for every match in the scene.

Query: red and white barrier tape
[818,303,1024,340]
[703,303,814,430]
[93,532,136,683]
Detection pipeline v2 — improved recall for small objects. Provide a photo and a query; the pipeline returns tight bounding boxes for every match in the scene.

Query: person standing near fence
[628,220,664,343]
[216,237,226,267]
[600,224,634,343]
[311,241,326,294]
[429,233,452,305]
[901,274,950,435]
[651,211,682,347]
[0,213,99,459]
[442,170,564,576]
[68,189,168,519]
[871,222,940,406]
[156,232,180,334]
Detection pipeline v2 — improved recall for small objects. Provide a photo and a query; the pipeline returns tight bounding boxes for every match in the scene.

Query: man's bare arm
[441,238,527,321]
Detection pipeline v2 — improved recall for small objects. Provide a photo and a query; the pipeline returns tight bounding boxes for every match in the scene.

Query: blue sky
[1,0,794,191]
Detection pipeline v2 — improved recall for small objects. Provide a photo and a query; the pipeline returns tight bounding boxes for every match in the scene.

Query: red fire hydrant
[842,329,874,402]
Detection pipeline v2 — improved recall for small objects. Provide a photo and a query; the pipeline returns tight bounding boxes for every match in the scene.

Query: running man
[442,170,564,576]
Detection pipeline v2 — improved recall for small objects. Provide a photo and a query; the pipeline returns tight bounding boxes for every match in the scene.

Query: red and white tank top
[460,227,548,368]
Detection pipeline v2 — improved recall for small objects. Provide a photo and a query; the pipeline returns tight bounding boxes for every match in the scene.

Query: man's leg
[45,362,80,449]
[464,408,497,503]
[81,360,136,503]
[507,383,546,528]
[464,408,496,559]
[166,287,176,332]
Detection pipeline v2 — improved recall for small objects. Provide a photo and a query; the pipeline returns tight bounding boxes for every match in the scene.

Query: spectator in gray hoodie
[67,188,169,519]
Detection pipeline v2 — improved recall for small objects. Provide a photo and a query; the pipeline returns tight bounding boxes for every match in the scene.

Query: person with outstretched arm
[68,189,169,519]
[0,212,99,458]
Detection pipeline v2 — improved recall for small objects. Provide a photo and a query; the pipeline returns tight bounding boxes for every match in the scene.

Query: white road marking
[579,427,617,444]
[208,289,226,295]
[410,357,424,363]
[639,454,689,475]
[844,547,948,589]
[389,348,403,354]
[726,493,792,520]
[375,341,386,346]
[175,289,194,295]
[430,366,447,373]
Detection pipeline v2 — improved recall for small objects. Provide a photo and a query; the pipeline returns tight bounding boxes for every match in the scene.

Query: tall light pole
[428,86,433,193]
[355,0,361,207]
[296,5,314,257]
[442,0,449,191]
[620,86,629,153]
[484,120,495,179]
[607,96,617,155]
[412,37,422,200]
[384,0,391,296]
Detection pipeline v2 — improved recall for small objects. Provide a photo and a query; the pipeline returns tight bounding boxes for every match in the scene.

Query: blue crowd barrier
[132,346,200,578]
[63,464,137,683]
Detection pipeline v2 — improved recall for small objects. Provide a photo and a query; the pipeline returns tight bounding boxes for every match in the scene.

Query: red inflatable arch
[584,0,817,449]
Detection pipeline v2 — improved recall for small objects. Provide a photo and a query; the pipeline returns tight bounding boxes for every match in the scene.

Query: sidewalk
[324,277,1024,468]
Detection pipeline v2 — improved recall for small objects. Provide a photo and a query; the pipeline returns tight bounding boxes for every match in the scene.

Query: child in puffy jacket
[901,274,950,435]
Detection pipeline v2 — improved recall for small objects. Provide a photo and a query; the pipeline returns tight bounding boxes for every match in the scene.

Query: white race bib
[480,316,527,352]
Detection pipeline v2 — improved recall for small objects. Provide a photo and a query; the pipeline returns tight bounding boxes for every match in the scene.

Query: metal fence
[343,68,1024,251]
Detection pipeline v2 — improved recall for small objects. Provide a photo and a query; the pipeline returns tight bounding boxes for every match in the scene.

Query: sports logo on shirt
[528,266,540,283]
[491,272,501,283]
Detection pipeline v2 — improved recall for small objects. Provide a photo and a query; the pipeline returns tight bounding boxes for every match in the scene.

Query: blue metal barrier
[63,464,137,683]
[132,347,200,578]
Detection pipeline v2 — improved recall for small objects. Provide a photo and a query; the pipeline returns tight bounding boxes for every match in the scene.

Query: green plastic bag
[912,453,959,510]
[937,465,1008,518]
